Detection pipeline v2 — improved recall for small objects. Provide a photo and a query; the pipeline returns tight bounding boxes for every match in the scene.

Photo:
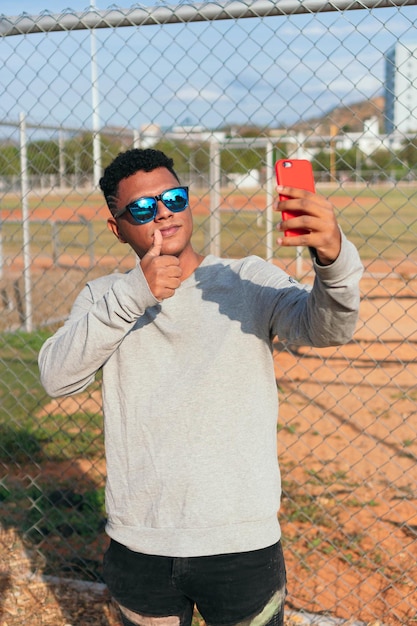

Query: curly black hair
[99,148,180,212]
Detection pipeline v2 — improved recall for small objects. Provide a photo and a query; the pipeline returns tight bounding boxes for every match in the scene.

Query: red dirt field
[3,189,415,278]
[0,187,387,223]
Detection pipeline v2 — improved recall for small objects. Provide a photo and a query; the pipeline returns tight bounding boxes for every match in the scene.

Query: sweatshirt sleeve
[268,232,363,346]
[38,264,159,398]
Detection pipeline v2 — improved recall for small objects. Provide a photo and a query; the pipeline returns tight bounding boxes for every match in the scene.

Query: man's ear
[107,217,127,243]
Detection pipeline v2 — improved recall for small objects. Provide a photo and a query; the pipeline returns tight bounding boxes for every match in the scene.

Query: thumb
[146,229,163,258]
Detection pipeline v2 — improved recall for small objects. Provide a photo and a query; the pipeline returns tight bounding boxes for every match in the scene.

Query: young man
[39,148,363,626]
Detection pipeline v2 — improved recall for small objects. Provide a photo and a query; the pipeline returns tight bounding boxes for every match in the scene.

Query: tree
[154,139,212,178]
[155,139,193,176]
[335,147,359,172]
[399,137,417,168]
[367,148,403,172]
[0,144,20,176]
[64,133,94,175]
[100,134,126,170]
[64,132,122,175]
[28,140,60,175]
[312,150,331,172]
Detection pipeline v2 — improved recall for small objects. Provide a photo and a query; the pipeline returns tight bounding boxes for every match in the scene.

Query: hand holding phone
[275,159,316,237]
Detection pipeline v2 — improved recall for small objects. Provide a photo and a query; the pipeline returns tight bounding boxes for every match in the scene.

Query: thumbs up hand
[140,230,182,300]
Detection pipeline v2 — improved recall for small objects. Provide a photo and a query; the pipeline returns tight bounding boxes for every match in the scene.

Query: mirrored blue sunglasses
[114,186,189,225]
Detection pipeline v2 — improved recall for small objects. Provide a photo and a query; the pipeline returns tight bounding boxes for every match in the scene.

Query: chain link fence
[1,2,416,624]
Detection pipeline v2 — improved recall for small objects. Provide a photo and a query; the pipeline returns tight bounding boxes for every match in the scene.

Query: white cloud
[175,85,230,103]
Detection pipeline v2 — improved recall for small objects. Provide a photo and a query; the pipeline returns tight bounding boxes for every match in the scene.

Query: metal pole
[209,139,221,257]
[2,1,416,36]
[19,112,33,332]
[90,0,102,189]
[0,216,3,280]
[294,133,304,277]
[133,129,140,149]
[58,130,65,188]
[265,140,274,262]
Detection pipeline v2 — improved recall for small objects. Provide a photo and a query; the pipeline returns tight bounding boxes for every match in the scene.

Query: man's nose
[155,198,172,219]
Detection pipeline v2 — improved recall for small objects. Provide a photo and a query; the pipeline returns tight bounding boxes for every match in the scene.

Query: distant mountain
[291,96,385,134]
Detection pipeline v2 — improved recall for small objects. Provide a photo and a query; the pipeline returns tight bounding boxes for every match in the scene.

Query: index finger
[276,185,316,200]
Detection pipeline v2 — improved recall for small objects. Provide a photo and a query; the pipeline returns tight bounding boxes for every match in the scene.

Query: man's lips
[159,225,180,238]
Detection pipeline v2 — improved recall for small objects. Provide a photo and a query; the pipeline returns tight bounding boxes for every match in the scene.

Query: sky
[1,2,416,139]
[2,1,117,12]
[2,1,156,13]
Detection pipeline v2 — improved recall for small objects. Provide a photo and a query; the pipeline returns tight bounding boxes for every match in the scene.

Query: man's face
[107,167,194,260]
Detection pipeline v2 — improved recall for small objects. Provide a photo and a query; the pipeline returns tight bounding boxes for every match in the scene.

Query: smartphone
[275,158,316,237]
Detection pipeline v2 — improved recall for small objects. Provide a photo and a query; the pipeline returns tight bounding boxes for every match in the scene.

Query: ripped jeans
[103,540,286,626]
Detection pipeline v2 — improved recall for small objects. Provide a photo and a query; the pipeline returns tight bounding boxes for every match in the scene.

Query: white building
[385,41,417,135]
[337,116,397,156]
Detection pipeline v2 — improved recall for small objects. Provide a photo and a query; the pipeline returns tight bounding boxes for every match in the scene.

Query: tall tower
[385,41,417,135]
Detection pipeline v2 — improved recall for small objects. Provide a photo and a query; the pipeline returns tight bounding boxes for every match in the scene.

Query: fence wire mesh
[0,2,416,625]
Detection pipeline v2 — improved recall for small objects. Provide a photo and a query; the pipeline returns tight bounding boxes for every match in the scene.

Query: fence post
[90,0,102,189]
[79,216,95,268]
[209,138,221,257]
[19,112,33,333]
[13,280,25,326]
[58,130,65,189]
[51,221,58,266]
[0,217,3,280]
[265,140,274,262]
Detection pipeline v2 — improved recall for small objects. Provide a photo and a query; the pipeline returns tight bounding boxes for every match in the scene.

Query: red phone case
[275,159,315,237]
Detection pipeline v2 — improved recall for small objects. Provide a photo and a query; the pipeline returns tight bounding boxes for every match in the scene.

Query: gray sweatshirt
[39,235,363,557]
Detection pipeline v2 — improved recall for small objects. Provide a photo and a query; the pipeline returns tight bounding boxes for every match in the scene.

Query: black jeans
[103,540,286,626]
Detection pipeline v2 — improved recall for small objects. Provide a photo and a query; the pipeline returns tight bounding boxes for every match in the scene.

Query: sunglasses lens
[129,198,157,224]
[125,187,188,224]
[161,187,189,212]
